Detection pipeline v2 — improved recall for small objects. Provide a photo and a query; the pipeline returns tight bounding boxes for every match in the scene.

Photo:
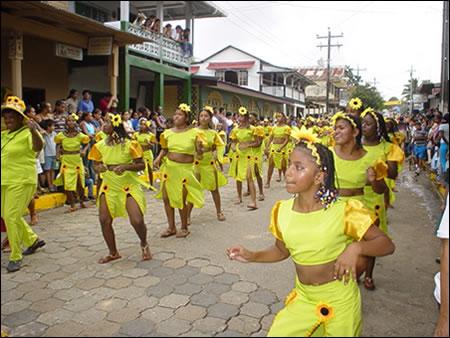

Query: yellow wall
[164,85,178,117]
[1,34,69,104]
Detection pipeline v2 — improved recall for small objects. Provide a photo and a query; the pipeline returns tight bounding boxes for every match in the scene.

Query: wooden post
[8,31,23,98]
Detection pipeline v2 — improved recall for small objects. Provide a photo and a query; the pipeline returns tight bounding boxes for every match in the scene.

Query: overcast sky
[186,1,444,100]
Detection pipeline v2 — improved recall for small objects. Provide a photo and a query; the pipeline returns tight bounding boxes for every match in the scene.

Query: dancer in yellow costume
[1,96,46,272]
[192,106,227,221]
[228,106,264,210]
[227,128,395,337]
[133,118,157,187]
[249,112,265,201]
[265,113,291,188]
[361,108,404,290]
[331,112,387,203]
[154,104,206,238]
[88,114,152,263]
[54,114,90,212]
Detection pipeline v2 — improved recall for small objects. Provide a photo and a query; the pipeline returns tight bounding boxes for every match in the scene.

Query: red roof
[297,67,345,80]
[190,66,200,74]
[207,61,255,70]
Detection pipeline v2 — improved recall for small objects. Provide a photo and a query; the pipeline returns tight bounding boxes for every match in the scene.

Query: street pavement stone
[173,282,203,296]
[156,318,191,336]
[163,258,186,269]
[188,273,213,285]
[63,295,97,312]
[146,283,174,298]
[78,320,121,337]
[240,302,270,318]
[113,286,146,301]
[133,275,161,288]
[106,307,140,323]
[53,287,85,301]
[207,302,240,320]
[75,277,105,290]
[127,295,159,311]
[220,290,249,306]
[36,308,75,326]
[176,265,201,278]
[150,266,176,278]
[2,309,39,327]
[118,318,156,337]
[200,265,224,276]
[11,322,48,337]
[141,306,174,323]
[249,289,279,305]
[203,282,231,295]
[121,268,149,279]
[152,251,175,261]
[42,321,85,337]
[174,304,207,321]
[29,298,65,314]
[192,317,227,335]
[159,294,190,309]
[187,258,210,267]
[72,308,107,325]
[216,330,246,337]
[214,272,240,285]
[190,291,219,307]
[105,276,133,289]
[261,314,275,331]
[95,298,128,312]
[46,279,75,290]
[1,300,32,316]
[232,281,258,293]
[227,315,262,336]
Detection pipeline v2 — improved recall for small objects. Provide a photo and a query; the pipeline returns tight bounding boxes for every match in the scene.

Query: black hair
[41,119,55,130]
[82,89,91,96]
[294,141,338,193]
[67,89,77,99]
[80,112,91,122]
[375,112,391,142]
[198,108,213,129]
[443,113,449,123]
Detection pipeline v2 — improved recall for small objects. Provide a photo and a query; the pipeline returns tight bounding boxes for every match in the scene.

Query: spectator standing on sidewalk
[434,194,449,337]
[53,100,68,134]
[78,90,94,114]
[66,89,79,115]
[437,114,449,178]
[41,119,58,192]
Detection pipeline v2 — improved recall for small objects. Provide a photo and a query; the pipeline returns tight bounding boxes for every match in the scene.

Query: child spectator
[413,120,428,175]
[41,119,58,192]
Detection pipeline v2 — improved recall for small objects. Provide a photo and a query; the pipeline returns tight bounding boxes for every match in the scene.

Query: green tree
[401,78,418,101]
[344,66,362,87]
[349,83,385,111]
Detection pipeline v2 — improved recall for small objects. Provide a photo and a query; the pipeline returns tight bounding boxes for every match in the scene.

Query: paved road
[0,168,443,336]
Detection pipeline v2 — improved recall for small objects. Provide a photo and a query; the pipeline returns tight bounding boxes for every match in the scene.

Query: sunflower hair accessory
[203,106,213,114]
[70,113,79,121]
[348,97,363,110]
[178,103,191,113]
[238,106,248,116]
[331,112,357,129]
[361,107,380,134]
[146,120,152,128]
[1,96,27,119]
[109,113,122,127]
[291,126,323,168]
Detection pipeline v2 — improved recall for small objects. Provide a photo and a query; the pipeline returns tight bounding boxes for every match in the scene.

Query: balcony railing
[262,85,305,102]
[262,86,284,97]
[105,21,190,68]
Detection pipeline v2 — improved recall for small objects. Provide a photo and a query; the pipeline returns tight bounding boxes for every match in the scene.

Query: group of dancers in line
[2,95,404,336]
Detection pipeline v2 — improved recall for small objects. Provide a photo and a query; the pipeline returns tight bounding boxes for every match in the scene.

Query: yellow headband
[291,126,322,168]
[348,97,363,110]
[203,106,213,114]
[1,96,27,119]
[178,103,191,113]
[238,106,248,116]
[331,112,357,129]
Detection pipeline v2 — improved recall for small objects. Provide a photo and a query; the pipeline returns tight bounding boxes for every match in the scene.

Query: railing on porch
[105,21,190,68]
[262,86,306,102]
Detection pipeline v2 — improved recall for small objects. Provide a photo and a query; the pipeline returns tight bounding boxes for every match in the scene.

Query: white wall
[69,66,109,94]
[194,46,261,91]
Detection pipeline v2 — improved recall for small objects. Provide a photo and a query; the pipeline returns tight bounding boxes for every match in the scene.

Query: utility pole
[350,65,367,83]
[317,27,343,115]
[373,77,377,88]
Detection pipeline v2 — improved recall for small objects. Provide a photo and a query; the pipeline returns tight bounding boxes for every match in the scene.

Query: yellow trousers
[1,184,38,262]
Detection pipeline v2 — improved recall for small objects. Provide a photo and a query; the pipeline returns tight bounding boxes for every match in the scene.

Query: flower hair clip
[109,113,122,127]
[70,113,79,121]
[203,106,213,114]
[348,97,363,110]
[291,126,322,168]
[238,106,248,115]
[331,111,357,129]
[178,103,191,113]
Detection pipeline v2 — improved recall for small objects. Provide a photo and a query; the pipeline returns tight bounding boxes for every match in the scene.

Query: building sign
[56,43,83,61]
[88,37,113,56]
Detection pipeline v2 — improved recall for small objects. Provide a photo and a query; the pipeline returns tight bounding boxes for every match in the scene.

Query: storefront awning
[1,1,148,48]
[207,61,255,70]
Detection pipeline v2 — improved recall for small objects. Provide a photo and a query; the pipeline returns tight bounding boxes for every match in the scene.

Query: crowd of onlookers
[132,13,193,57]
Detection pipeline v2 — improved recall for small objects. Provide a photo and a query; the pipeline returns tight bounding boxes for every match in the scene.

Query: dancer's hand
[113,165,126,175]
[333,242,361,284]
[226,245,253,263]
[367,167,377,183]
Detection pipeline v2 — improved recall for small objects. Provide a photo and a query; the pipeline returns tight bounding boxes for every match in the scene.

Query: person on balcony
[174,25,183,41]
[163,24,173,39]
[180,28,193,57]
[144,15,156,31]
[151,18,161,33]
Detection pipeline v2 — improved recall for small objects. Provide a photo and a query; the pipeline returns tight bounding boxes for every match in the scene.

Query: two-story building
[297,67,348,115]
[191,45,314,118]
[1,1,225,114]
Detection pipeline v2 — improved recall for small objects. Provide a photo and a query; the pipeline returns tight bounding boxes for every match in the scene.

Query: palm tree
[402,78,418,102]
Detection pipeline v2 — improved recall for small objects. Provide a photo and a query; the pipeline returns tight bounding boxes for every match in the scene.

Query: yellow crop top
[230,126,264,143]
[159,128,206,155]
[332,149,373,189]
[197,128,224,149]
[272,125,291,138]
[269,199,375,265]
[133,132,156,147]
[54,132,89,151]
[88,139,143,165]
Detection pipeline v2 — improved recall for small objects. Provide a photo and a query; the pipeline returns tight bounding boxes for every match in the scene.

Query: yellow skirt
[268,277,362,337]
[54,154,84,191]
[363,186,387,234]
[194,152,227,191]
[269,143,289,170]
[97,170,147,219]
[156,159,204,209]
[228,148,261,182]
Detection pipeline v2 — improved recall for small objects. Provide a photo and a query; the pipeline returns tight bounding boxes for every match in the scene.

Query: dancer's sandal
[160,229,177,238]
[217,212,226,221]
[364,277,375,290]
[141,244,152,261]
[176,229,190,238]
[98,253,121,264]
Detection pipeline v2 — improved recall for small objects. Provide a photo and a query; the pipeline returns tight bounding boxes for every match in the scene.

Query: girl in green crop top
[227,136,395,337]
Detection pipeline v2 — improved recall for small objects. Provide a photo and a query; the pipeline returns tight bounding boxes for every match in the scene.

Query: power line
[316,27,344,114]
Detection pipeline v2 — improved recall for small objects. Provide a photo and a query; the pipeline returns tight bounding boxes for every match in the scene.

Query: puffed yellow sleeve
[344,199,377,241]
[54,132,64,144]
[95,131,105,143]
[229,129,237,140]
[214,132,225,147]
[132,132,138,140]
[196,129,208,146]
[149,132,156,143]
[129,140,144,159]
[253,126,265,138]
[79,133,90,144]
[268,201,283,241]
[372,159,388,180]
[284,126,292,136]
[88,143,103,162]
[159,131,168,149]
[387,143,405,164]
